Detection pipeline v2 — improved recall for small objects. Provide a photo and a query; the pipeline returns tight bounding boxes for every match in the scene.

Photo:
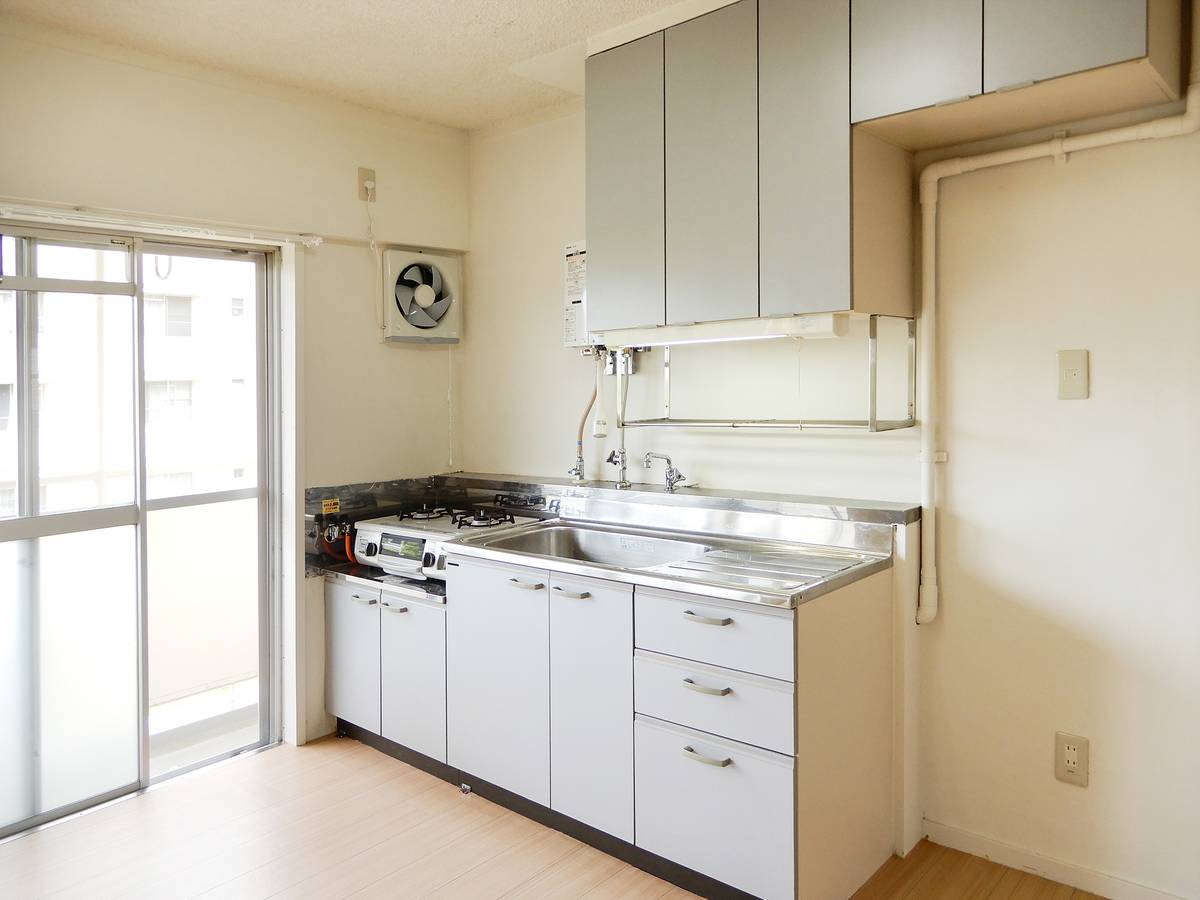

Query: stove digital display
[379,534,425,561]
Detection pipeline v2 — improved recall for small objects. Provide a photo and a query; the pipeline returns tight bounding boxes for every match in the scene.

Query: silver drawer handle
[552,587,591,600]
[350,594,378,606]
[682,609,732,627]
[682,677,732,697]
[382,604,408,614]
[682,745,733,768]
[508,578,545,591]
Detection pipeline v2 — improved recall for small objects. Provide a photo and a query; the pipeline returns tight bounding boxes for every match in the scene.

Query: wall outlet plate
[1057,349,1089,399]
[358,166,376,201]
[1055,731,1089,787]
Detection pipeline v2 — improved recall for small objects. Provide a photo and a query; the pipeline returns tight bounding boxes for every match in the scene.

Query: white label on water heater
[563,240,588,348]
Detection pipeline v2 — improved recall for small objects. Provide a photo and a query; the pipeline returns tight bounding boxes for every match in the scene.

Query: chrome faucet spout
[606,449,631,490]
[643,452,685,493]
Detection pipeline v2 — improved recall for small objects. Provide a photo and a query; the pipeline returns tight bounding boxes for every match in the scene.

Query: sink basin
[476,524,712,570]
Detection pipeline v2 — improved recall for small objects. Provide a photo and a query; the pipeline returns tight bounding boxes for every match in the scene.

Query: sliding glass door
[0,226,273,838]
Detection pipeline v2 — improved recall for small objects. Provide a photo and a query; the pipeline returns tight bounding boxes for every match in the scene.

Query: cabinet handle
[382,604,408,614]
[552,587,591,600]
[682,745,733,768]
[508,578,545,591]
[350,594,378,606]
[682,677,732,697]
[682,609,731,627]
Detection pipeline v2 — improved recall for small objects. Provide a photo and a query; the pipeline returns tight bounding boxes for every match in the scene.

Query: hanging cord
[153,254,172,280]
[364,182,385,333]
[446,343,455,471]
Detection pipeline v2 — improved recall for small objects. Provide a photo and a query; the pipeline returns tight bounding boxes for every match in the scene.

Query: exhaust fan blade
[405,305,440,328]
[428,265,443,295]
[395,282,415,309]
[425,296,452,322]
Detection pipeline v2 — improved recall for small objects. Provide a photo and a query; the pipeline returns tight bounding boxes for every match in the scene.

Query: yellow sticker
[321,498,340,515]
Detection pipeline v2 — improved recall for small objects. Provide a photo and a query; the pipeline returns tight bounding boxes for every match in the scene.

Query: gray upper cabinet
[585,33,665,333]
[984,0,1148,92]
[665,0,758,326]
[759,0,850,316]
[851,0,984,123]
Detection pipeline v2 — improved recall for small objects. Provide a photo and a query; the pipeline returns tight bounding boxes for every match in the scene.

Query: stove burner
[404,504,450,521]
[455,507,516,529]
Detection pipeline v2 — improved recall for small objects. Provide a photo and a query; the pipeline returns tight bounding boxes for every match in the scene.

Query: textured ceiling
[0,0,682,129]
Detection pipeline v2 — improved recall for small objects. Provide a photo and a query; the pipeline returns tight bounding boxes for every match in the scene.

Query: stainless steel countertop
[439,472,920,526]
[444,518,892,609]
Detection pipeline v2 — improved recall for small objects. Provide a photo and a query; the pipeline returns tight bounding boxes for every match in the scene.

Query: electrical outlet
[1057,349,1089,399]
[358,166,376,202]
[1055,732,1089,787]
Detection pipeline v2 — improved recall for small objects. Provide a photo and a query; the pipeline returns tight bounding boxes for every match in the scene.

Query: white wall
[463,98,1200,897]
[0,18,469,487]
[925,132,1200,899]
[462,104,919,502]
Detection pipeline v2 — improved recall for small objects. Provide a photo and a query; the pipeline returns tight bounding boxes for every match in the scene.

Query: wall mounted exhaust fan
[382,248,461,343]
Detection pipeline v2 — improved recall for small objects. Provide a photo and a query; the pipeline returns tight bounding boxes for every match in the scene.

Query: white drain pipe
[916,70,1200,625]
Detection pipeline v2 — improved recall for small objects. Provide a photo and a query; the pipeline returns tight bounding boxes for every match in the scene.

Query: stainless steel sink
[477,524,712,570]
[446,519,892,608]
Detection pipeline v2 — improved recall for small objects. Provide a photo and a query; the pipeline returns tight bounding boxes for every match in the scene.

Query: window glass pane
[148,499,260,777]
[0,526,139,830]
[1,236,16,277]
[37,292,136,513]
[0,290,16,518]
[144,253,258,499]
[34,239,131,283]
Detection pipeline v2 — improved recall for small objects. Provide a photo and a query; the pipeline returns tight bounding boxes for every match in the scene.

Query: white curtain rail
[0,198,324,249]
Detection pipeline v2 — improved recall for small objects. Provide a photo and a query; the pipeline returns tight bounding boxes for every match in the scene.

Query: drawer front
[381,594,446,763]
[635,716,794,900]
[635,588,794,681]
[634,651,794,755]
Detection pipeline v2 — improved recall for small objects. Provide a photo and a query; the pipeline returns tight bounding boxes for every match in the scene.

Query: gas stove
[352,503,540,580]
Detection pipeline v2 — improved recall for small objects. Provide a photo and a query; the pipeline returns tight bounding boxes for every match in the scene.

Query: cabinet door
[549,574,633,841]
[635,716,794,900]
[445,559,550,805]
[380,593,446,763]
[851,0,983,123]
[324,579,380,733]
[665,0,758,325]
[984,0,1147,92]
[759,0,850,316]
[585,33,665,333]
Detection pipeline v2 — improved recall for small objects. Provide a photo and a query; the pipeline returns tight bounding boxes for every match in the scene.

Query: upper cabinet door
[665,0,758,326]
[851,0,984,123]
[984,0,1148,92]
[759,0,850,316]
[585,33,665,333]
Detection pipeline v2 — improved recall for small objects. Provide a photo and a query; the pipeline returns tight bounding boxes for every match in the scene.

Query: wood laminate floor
[0,737,1099,900]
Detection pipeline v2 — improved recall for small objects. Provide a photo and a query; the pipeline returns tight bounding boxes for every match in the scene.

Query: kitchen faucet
[606,449,631,490]
[643,452,685,492]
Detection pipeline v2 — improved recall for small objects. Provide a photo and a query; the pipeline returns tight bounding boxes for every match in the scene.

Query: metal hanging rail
[619,315,916,433]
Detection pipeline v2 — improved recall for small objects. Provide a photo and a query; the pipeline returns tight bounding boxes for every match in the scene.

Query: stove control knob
[364,542,378,557]
[422,551,437,568]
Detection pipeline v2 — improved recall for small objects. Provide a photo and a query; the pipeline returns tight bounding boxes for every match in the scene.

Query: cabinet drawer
[634,651,793,755]
[381,591,446,763]
[634,588,793,681]
[635,716,794,900]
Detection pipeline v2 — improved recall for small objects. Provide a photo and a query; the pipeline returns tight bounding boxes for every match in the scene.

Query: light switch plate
[1055,731,1089,787]
[1057,349,1089,399]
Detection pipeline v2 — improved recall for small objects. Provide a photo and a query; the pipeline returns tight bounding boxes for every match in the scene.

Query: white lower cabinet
[549,574,633,841]
[446,558,551,805]
[635,715,795,900]
[324,579,381,733]
[380,589,446,762]
[634,649,794,756]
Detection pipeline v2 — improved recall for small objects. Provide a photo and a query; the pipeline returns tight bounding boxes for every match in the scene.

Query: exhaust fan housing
[383,249,461,344]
